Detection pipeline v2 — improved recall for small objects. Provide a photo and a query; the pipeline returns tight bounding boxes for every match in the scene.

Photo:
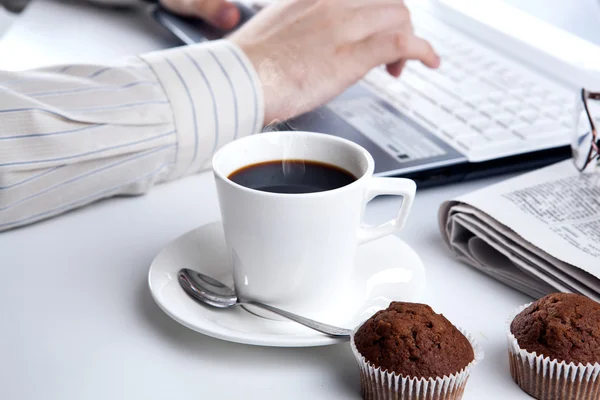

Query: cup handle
[357,178,416,245]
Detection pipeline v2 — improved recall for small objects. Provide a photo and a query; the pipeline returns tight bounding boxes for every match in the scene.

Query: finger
[401,35,440,68]
[161,0,240,29]
[386,60,406,77]
[357,31,440,69]
[196,0,240,29]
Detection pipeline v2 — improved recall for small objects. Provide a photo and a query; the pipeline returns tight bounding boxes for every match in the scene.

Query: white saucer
[148,221,426,347]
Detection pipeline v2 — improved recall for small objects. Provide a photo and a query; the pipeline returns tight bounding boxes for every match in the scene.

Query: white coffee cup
[212,131,416,322]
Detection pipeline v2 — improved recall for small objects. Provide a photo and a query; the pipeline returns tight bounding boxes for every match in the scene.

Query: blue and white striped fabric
[0,40,264,231]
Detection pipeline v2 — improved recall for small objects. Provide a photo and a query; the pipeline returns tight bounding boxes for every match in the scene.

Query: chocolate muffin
[354,302,474,378]
[511,293,600,364]
[350,302,482,400]
[507,293,600,400]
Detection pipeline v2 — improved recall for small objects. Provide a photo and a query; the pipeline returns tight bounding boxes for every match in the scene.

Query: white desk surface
[0,1,536,399]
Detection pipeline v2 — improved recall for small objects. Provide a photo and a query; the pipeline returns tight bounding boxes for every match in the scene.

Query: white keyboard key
[539,104,564,118]
[443,36,461,49]
[511,122,535,138]
[559,114,574,128]
[514,124,548,137]
[489,64,507,75]
[536,116,559,126]
[464,94,490,105]
[427,108,463,127]
[470,118,493,132]
[519,81,537,89]
[493,131,521,143]
[475,102,504,115]
[419,71,466,101]
[479,60,497,71]
[434,93,463,110]
[456,44,474,55]
[494,113,516,127]
[387,79,411,97]
[453,107,480,122]
[502,100,524,114]
[485,125,513,139]
[474,102,496,111]
[365,68,387,82]
[530,86,550,98]
[467,53,483,63]
[500,74,521,88]
[365,70,394,90]
[441,128,461,140]
[386,95,411,113]
[504,72,521,83]
[437,60,453,74]
[458,135,490,150]
[440,103,462,114]
[557,112,572,121]
[548,93,570,106]
[436,49,452,59]
[488,92,506,104]
[518,108,539,123]
[406,93,438,118]
[551,128,572,141]
[507,87,529,98]
[443,124,479,139]
[487,76,508,90]
[402,70,434,94]
[449,71,467,82]
[529,94,551,108]
[402,73,462,110]
[439,98,464,112]
[420,69,452,87]
[463,77,498,95]
[412,110,438,130]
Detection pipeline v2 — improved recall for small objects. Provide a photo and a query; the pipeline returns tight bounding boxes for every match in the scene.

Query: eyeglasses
[573,88,600,172]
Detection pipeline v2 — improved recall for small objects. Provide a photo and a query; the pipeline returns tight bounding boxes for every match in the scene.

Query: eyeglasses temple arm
[588,92,600,100]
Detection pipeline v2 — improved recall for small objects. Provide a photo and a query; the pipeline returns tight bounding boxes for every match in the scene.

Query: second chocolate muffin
[354,302,474,379]
[507,293,600,400]
[510,292,600,364]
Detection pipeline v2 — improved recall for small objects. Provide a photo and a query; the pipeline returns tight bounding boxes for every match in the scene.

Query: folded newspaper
[439,160,600,302]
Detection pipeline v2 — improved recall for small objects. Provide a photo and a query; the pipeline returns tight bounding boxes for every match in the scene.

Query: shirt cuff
[139,40,264,179]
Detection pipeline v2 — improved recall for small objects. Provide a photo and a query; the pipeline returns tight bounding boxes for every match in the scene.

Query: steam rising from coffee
[282,134,305,180]
[256,52,317,182]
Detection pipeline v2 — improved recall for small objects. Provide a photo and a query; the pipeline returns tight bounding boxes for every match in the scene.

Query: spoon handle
[242,300,352,338]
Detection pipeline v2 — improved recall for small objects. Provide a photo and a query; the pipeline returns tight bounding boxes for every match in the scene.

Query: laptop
[151,0,600,187]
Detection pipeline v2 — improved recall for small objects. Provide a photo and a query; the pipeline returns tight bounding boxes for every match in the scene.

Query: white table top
[0,2,535,399]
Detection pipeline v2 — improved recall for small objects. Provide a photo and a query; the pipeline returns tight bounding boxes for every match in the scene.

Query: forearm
[0,40,263,231]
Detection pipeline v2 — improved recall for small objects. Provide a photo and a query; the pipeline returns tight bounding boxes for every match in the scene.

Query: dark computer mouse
[152,2,258,45]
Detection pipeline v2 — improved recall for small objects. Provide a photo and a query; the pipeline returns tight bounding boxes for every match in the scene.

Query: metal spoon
[177,268,351,338]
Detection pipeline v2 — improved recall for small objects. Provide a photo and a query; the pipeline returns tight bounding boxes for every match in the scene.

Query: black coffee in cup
[228,160,356,194]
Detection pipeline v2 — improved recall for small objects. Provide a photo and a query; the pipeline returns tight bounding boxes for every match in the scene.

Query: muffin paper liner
[350,324,484,400]
[506,303,600,400]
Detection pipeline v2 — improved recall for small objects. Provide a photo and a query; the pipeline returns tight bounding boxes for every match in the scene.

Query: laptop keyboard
[362,9,575,162]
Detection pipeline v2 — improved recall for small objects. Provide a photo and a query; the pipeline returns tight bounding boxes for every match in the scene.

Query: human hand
[160,0,241,29]
[229,0,439,126]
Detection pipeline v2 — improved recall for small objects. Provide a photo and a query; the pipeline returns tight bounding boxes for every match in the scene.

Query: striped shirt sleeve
[0,40,264,231]
[1,0,144,13]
